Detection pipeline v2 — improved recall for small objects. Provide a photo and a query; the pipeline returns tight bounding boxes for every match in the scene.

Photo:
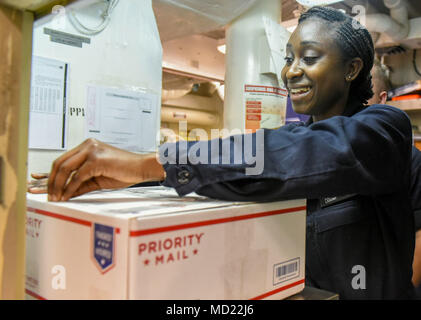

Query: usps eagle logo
[92,223,116,273]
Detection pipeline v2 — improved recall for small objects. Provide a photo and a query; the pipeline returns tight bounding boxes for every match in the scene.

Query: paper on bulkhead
[85,85,159,153]
[28,56,68,150]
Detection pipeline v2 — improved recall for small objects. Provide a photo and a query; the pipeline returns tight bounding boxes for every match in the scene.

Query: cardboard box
[25,186,306,300]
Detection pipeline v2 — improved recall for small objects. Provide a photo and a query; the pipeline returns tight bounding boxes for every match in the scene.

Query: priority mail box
[26,186,306,300]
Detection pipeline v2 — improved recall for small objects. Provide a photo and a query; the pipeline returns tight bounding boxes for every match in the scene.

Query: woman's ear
[345,57,364,82]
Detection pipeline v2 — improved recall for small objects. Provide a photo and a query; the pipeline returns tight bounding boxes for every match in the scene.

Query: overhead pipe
[363,0,409,41]
[161,106,219,127]
[161,86,193,102]
[224,0,281,131]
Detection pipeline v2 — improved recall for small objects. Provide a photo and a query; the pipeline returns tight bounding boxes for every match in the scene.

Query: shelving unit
[0,0,78,300]
[386,99,421,150]
[387,99,421,112]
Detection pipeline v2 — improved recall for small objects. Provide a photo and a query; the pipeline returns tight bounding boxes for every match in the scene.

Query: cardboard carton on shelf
[387,98,421,111]
[387,80,421,100]
[391,94,421,101]
[25,186,306,300]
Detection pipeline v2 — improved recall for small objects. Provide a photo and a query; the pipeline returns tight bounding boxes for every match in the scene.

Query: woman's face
[281,19,351,119]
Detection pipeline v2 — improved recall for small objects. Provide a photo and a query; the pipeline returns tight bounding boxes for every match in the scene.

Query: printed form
[86,85,159,153]
[28,56,68,150]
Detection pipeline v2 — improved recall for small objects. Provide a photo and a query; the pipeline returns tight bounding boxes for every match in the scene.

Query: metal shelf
[387,99,421,112]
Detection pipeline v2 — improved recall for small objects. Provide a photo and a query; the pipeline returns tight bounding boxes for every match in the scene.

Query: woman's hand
[33,138,165,202]
[28,173,49,194]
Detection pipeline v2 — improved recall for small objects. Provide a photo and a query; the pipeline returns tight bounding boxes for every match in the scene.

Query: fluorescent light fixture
[217,84,225,100]
[281,18,298,34]
[217,44,226,54]
[287,25,297,33]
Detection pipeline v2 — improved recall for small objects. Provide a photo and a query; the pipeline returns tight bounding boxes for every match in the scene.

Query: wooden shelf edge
[387,99,421,112]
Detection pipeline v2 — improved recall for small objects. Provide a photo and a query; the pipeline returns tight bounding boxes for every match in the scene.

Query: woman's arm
[37,105,412,202]
[161,105,413,201]
[413,230,421,287]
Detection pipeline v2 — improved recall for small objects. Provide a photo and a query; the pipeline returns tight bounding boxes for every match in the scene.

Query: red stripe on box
[130,205,306,237]
[23,281,305,300]
[25,288,47,300]
[251,279,305,300]
[27,207,121,234]
[27,207,92,227]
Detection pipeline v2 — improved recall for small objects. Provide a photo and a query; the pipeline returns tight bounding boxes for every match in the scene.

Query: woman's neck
[311,92,350,123]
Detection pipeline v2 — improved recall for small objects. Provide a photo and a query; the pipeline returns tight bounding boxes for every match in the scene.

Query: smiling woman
[29,6,416,300]
[282,6,374,121]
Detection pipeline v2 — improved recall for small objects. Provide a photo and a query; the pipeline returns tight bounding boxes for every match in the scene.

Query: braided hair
[299,6,375,109]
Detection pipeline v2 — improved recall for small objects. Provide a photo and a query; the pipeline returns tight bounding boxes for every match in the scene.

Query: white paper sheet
[28,56,68,150]
[86,85,159,153]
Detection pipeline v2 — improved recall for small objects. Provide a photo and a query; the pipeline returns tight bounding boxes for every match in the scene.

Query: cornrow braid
[299,6,375,109]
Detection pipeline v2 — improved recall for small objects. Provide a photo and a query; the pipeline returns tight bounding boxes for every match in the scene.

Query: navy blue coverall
[411,146,421,233]
[160,104,415,299]
[411,146,421,298]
